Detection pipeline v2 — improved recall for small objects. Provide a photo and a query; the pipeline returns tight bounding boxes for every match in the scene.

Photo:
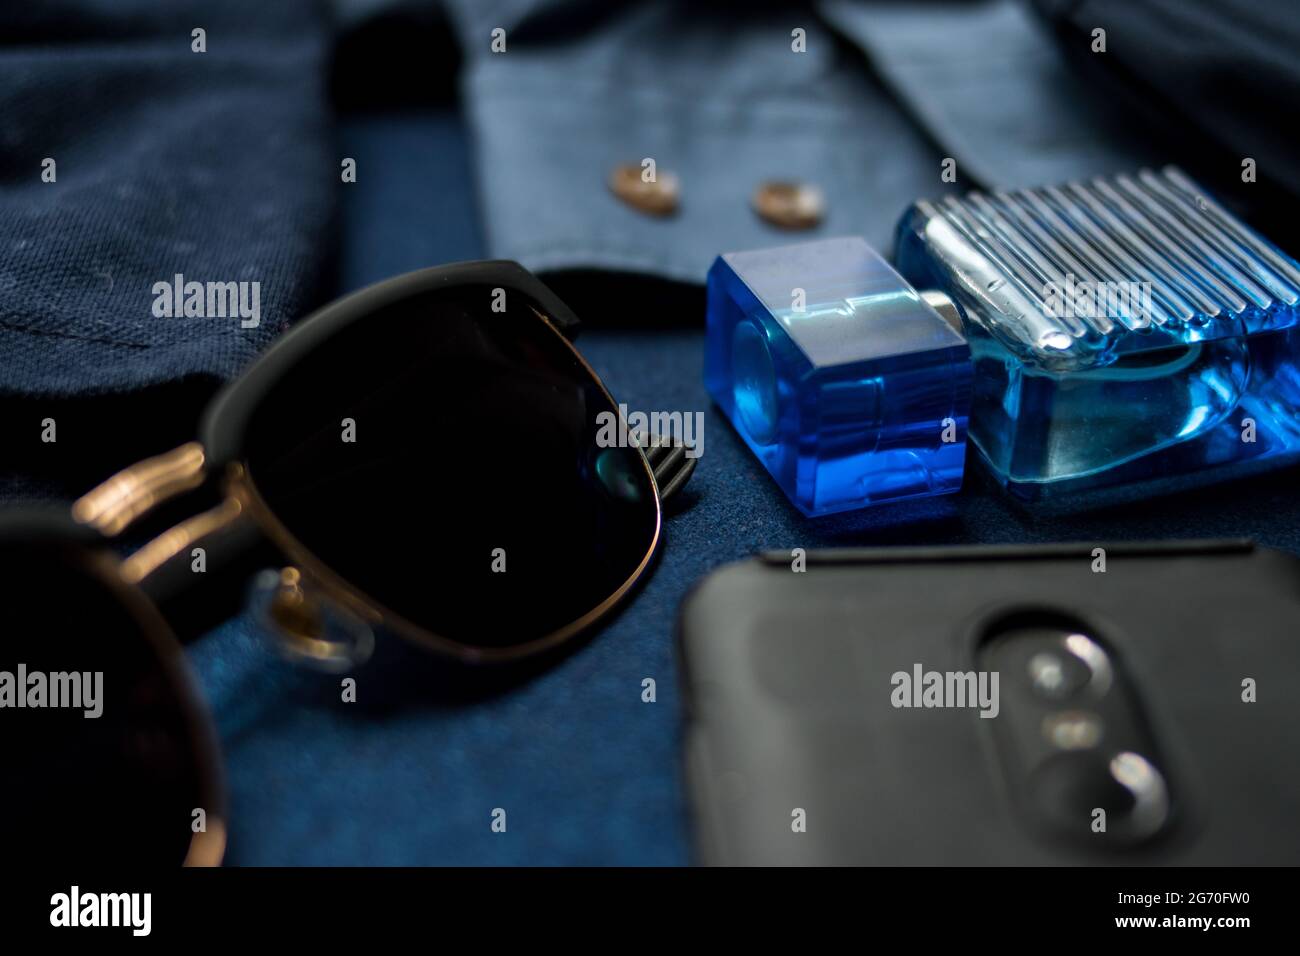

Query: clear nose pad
[249,567,375,672]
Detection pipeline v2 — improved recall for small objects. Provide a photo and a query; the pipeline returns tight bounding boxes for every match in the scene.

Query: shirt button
[753,180,824,230]
[608,164,679,216]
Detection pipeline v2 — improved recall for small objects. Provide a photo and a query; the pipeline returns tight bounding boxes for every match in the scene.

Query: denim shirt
[441,0,1156,284]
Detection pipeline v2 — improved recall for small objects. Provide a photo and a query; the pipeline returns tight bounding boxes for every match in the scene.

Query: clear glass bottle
[895,166,1300,501]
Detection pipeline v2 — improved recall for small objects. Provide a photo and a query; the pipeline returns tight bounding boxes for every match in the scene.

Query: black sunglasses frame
[72,261,664,665]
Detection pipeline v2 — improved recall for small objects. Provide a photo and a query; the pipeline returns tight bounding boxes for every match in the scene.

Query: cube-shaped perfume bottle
[894,166,1300,501]
[704,237,972,516]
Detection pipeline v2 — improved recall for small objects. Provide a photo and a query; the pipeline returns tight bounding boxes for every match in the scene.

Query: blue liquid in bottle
[894,166,1300,501]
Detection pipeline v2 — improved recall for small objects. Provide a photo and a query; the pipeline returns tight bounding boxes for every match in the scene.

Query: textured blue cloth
[0,0,335,396]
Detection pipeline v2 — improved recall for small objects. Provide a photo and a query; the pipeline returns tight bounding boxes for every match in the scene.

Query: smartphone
[678,541,1300,865]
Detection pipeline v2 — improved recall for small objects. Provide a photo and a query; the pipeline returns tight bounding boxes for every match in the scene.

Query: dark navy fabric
[335,112,486,292]
[820,0,1162,189]
[0,0,335,396]
[1033,0,1300,212]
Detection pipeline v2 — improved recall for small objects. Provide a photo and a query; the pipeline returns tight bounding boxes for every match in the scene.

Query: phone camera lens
[1041,710,1104,750]
[1027,648,1091,699]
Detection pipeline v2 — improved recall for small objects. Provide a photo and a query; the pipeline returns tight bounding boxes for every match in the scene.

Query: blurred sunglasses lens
[0,537,222,864]
[238,285,659,652]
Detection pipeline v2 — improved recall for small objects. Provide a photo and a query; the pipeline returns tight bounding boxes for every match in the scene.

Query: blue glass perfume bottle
[895,166,1300,501]
[707,167,1300,514]
[704,237,972,516]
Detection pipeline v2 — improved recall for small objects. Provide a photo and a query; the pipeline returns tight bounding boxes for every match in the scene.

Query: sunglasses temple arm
[127,500,281,645]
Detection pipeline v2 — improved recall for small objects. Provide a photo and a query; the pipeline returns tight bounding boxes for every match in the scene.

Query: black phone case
[678,541,1300,865]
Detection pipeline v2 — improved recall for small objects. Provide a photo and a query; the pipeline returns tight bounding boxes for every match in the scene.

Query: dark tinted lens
[240,286,659,651]
[0,538,220,865]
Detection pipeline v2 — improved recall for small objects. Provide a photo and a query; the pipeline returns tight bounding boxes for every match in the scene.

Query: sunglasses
[2,262,693,864]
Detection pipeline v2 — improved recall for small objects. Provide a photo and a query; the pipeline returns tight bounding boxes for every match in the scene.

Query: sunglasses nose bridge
[250,566,375,673]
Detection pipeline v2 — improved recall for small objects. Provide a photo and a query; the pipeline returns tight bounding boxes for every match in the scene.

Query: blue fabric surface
[335,111,486,291]
[0,0,335,396]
